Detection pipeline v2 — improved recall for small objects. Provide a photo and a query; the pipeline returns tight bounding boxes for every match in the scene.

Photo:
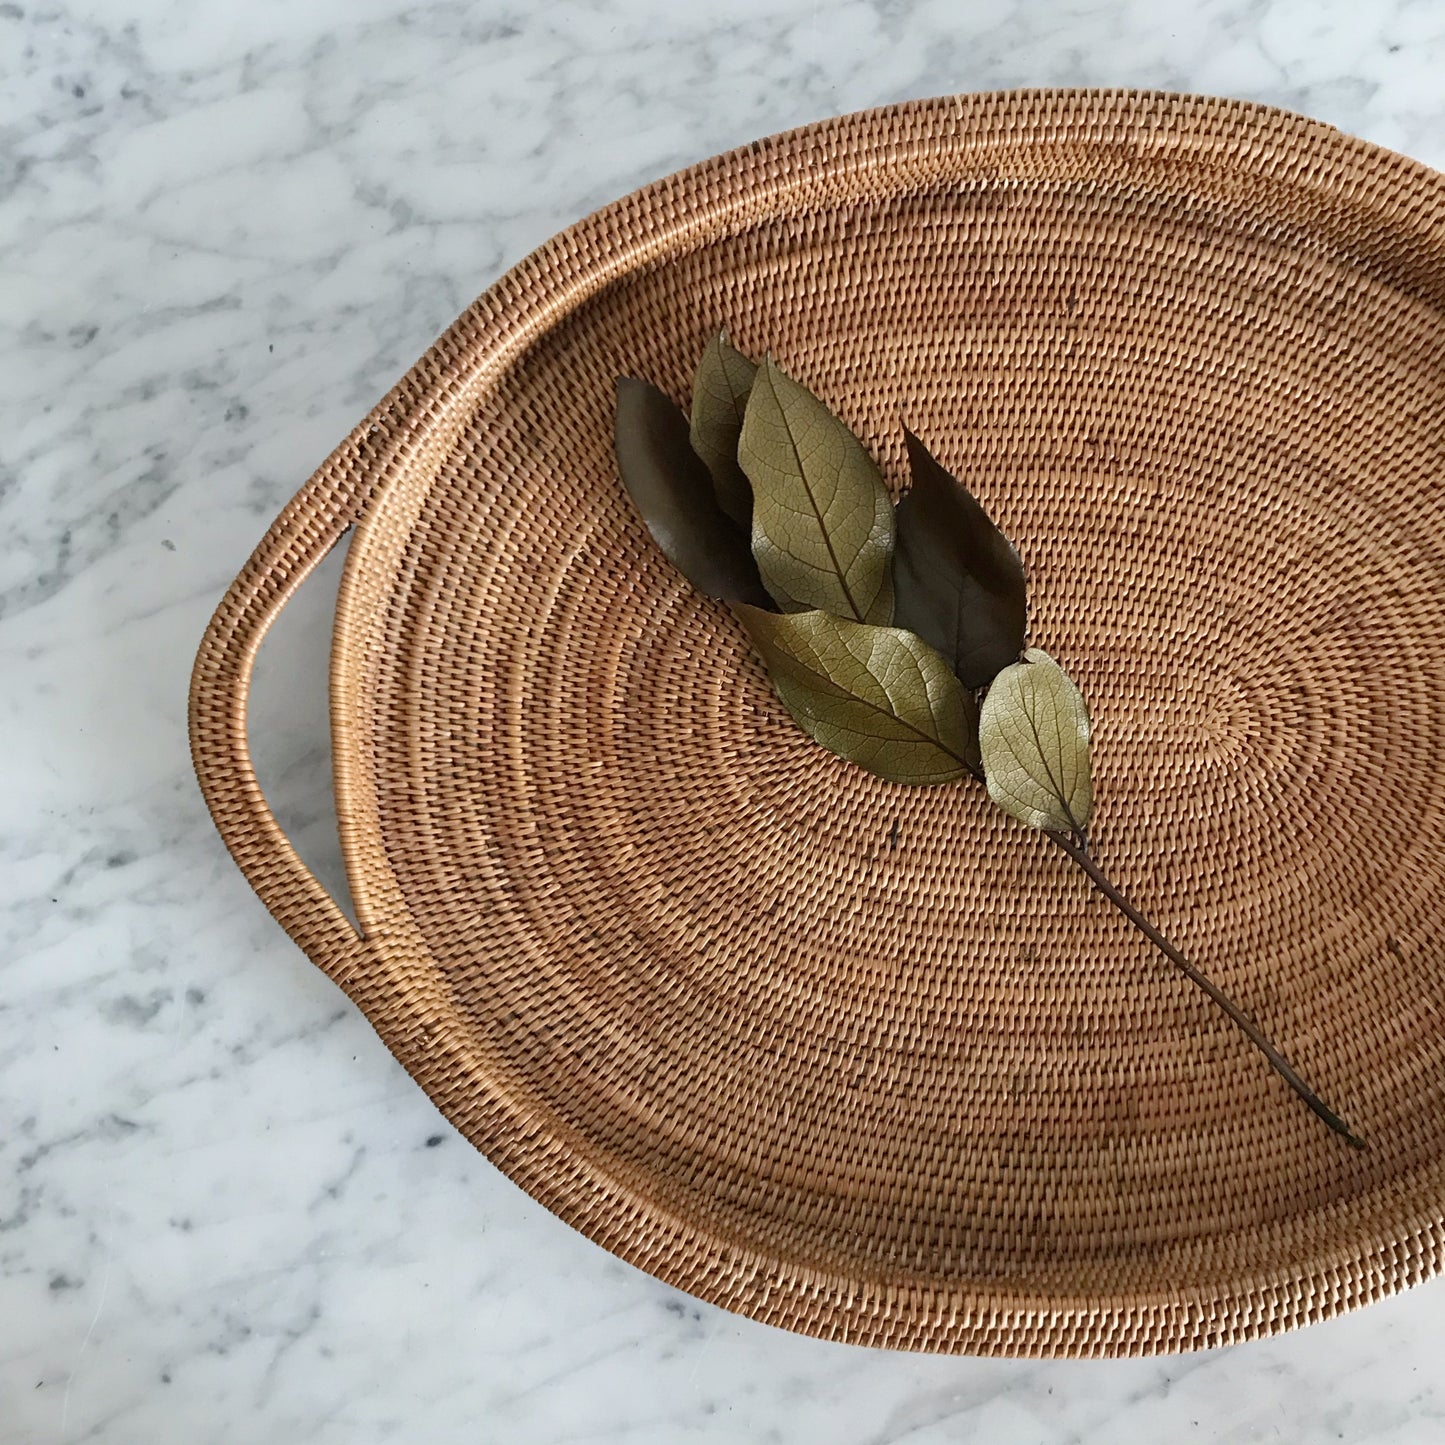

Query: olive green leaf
[739,358,895,624]
[893,429,1028,689]
[689,331,757,528]
[978,648,1093,832]
[615,377,771,607]
[733,604,979,785]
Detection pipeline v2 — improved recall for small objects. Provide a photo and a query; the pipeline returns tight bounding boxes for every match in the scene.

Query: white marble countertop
[5,2,1445,1441]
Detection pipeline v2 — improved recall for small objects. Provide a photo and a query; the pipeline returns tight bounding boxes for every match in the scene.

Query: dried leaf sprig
[615,334,1364,1149]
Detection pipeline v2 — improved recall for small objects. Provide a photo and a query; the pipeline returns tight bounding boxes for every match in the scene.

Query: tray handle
[189,437,384,982]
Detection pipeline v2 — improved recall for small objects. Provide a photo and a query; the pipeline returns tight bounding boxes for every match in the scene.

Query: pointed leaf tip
[893,430,1028,689]
[733,605,979,785]
[739,359,895,624]
[614,376,770,607]
[689,332,757,529]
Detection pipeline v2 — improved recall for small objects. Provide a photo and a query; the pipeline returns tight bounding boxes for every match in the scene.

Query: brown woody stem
[1044,828,1366,1150]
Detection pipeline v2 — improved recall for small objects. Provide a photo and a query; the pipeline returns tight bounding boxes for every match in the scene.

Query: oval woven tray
[190,90,1445,1356]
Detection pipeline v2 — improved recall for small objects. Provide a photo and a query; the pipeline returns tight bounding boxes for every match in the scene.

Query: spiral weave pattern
[192,91,1445,1354]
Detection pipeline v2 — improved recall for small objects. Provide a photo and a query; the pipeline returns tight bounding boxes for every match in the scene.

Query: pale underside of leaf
[733,605,979,785]
[978,648,1094,832]
[739,359,895,624]
[689,332,757,529]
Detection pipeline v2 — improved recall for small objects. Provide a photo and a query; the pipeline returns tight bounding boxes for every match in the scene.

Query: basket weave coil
[190,90,1445,1355]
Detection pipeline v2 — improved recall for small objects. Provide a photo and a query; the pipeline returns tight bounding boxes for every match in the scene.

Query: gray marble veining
[4,1,1445,1441]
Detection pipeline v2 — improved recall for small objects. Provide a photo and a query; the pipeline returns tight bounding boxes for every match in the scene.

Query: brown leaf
[615,377,770,607]
[893,429,1027,688]
[689,332,757,528]
[733,605,979,785]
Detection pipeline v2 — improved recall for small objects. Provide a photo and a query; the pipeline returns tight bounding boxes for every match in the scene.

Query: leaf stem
[1044,828,1366,1150]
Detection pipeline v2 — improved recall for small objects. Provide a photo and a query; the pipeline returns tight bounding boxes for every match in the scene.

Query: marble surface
[4,1,1445,1440]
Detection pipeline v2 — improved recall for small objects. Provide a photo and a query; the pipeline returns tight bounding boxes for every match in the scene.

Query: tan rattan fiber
[190,91,1445,1355]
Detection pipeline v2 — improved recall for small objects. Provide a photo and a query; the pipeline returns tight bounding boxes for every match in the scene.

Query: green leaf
[615,377,770,607]
[733,604,979,785]
[893,429,1028,689]
[689,332,757,528]
[978,649,1094,832]
[739,358,895,624]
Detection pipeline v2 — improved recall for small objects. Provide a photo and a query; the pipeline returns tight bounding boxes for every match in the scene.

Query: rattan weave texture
[191,91,1445,1355]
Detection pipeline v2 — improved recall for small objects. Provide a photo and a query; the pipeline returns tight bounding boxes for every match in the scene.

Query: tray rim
[192,87,1445,1356]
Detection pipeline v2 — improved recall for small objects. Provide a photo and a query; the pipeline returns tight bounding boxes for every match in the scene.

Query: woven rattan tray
[190,91,1445,1355]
